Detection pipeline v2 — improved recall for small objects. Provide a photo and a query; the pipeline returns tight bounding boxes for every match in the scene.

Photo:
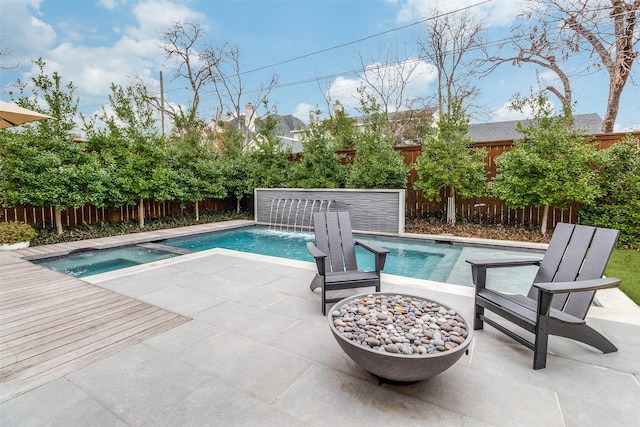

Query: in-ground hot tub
[328,293,473,384]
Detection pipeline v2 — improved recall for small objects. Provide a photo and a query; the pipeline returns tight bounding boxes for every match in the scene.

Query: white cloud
[327,76,365,109]
[393,0,525,27]
[490,97,558,122]
[614,122,640,132]
[1,0,208,116]
[1,10,57,64]
[293,103,314,123]
[97,0,119,10]
[126,0,207,39]
[327,58,437,112]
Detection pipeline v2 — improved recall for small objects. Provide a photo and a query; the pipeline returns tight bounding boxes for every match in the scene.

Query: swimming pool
[33,246,181,278]
[160,227,543,292]
[33,226,544,292]
[163,228,460,282]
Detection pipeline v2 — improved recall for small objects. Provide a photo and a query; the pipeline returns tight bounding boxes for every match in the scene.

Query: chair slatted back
[313,212,358,273]
[531,223,574,284]
[528,223,619,318]
[566,226,619,318]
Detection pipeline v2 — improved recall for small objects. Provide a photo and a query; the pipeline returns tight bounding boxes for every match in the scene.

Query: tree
[290,109,346,188]
[557,0,639,132]
[168,112,226,221]
[0,131,104,236]
[488,92,601,235]
[217,122,253,213]
[486,0,640,133]
[248,104,295,189]
[2,59,103,235]
[320,103,359,150]
[579,134,640,248]
[482,20,575,116]
[413,103,486,225]
[392,108,438,146]
[346,93,408,189]
[85,82,179,228]
[157,21,277,144]
[155,22,216,125]
[355,38,434,143]
[201,40,277,139]
[417,6,484,119]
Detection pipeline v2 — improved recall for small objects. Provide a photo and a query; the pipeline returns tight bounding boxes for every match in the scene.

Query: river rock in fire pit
[328,293,473,383]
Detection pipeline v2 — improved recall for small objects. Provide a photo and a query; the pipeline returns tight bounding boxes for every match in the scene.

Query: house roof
[229,113,306,139]
[223,113,307,152]
[468,113,603,142]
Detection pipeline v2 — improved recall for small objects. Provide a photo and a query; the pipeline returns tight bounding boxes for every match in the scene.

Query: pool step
[137,242,194,255]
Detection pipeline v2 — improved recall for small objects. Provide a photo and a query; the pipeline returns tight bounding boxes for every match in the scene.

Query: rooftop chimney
[245,103,255,132]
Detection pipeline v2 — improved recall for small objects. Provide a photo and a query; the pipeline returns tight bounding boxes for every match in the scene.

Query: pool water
[164,228,462,283]
[33,226,543,292]
[34,246,180,278]
[162,227,542,292]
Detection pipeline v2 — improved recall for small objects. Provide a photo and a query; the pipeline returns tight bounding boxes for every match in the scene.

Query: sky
[0,0,638,133]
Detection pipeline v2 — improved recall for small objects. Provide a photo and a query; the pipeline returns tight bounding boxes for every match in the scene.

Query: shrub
[0,221,37,244]
[579,135,640,248]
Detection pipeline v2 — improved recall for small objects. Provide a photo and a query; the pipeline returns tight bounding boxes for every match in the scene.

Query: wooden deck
[0,221,252,403]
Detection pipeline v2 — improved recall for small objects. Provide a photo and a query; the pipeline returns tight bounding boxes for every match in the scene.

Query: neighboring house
[210,103,603,152]
[467,113,604,142]
[209,103,307,152]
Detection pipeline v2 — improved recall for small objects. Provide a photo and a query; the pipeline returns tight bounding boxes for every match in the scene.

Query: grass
[406,218,640,307]
[606,249,640,306]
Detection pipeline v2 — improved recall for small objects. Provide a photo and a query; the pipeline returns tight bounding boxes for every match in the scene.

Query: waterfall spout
[267,198,335,231]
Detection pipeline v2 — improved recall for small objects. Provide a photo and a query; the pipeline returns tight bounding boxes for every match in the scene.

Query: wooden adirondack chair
[307,211,389,315]
[466,223,621,369]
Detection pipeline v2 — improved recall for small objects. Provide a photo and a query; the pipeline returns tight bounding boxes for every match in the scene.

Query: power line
[238,0,494,76]
[77,0,629,115]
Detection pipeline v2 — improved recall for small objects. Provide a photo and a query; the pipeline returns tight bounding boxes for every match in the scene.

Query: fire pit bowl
[328,293,473,384]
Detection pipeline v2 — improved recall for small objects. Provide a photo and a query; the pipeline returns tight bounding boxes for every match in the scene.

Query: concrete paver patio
[1,222,639,426]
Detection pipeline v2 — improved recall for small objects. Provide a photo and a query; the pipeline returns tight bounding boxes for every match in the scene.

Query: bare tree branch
[417,7,484,120]
[157,22,216,121]
[481,21,573,113]
[483,0,639,132]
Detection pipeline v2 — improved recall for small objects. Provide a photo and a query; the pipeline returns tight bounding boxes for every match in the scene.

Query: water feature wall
[254,188,405,234]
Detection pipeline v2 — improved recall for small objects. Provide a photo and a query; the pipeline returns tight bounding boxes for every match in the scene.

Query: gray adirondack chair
[307,211,389,315]
[466,223,621,369]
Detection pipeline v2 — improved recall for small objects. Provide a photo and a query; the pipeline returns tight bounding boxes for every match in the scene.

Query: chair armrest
[306,242,327,275]
[533,277,621,294]
[466,258,542,268]
[467,258,542,292]
[355,240,390,255]
[355,240,390,272]
[534,277,622,320]
[306,242,326,259]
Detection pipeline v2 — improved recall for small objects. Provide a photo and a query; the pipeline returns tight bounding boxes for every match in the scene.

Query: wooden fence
[398,131,639,228]
[2,131,637,229]
[1,198,236,229]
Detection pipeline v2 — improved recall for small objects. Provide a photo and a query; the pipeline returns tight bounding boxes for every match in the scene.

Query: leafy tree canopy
[489,91,601,234]
[579,135,640,248]
[2,58,104,234]
[414,103,486,202]
[291,109,346,188]
[249,104,295,189]
[346,92,408,189]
